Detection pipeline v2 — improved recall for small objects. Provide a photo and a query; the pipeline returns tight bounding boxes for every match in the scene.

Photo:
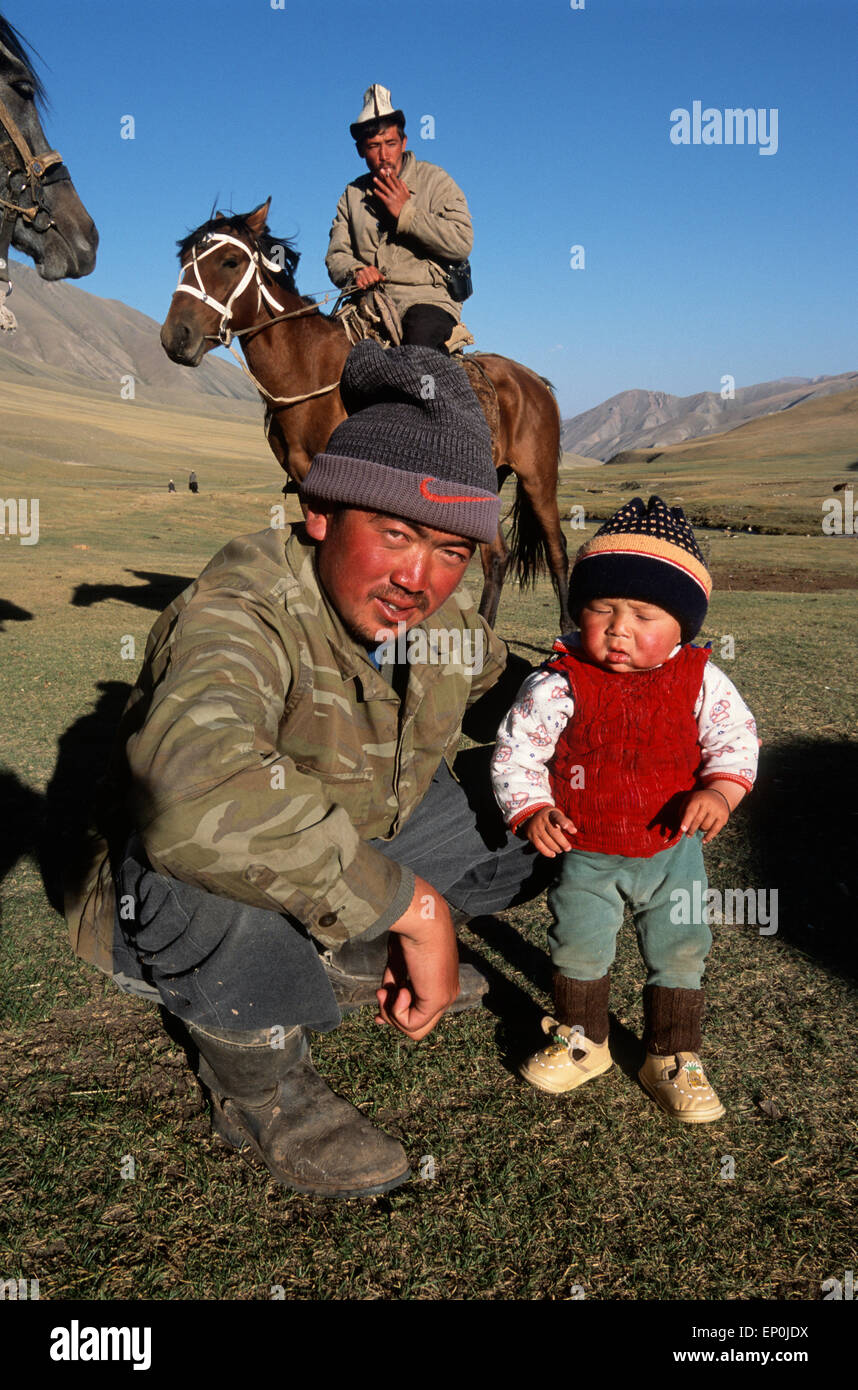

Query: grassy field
[1,379,856,1302]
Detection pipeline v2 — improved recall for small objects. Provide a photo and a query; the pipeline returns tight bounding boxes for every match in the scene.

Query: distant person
[492,496,759,1123]
[168,478,176,493]
[188,471,198,494]
[326,83,473,354]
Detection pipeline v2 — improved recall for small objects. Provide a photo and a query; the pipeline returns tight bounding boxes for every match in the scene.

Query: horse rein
[0,93,69,286]
[0,95,67,217]
[172,230,348,407]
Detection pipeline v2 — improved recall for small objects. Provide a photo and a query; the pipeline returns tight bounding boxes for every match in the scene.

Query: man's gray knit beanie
[301,340,500,543]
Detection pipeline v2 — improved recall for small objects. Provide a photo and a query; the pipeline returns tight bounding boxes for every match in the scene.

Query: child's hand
[679,789,731,845]
[522,807,577,857]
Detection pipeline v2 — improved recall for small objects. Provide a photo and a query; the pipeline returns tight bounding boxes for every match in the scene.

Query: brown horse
[160,199,570,628]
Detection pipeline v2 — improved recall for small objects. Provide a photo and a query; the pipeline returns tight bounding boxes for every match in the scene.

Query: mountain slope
[561,373,858,461]
[565,385,858,535]
[1,259,258,404]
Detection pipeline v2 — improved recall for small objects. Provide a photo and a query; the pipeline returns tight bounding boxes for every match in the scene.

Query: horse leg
[478,525,511,629]
[265,409,317,512]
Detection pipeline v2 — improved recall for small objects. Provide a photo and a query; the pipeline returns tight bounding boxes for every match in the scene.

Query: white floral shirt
[491,636,759,828]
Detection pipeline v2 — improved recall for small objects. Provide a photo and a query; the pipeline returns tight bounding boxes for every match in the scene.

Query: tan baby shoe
[520,1016,613,1094]
[639,1050,726,1123]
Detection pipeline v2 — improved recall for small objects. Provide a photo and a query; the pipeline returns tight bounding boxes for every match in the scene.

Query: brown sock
[642,985,704,1055]
[553,972,611,1045]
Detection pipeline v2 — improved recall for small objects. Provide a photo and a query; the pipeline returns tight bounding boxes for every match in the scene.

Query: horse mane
[0,16,48,107]
[176,210,312,303]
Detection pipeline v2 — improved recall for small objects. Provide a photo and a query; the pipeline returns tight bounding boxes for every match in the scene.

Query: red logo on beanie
[419,478,480,504]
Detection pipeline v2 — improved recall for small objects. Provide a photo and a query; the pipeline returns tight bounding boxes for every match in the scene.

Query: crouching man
[66,341,545,1198]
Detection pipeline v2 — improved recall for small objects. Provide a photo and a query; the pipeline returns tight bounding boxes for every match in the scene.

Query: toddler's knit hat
[301,340,500,543]
[568,495,712,641]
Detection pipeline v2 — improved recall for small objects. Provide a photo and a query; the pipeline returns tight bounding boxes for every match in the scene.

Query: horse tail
[507,373,562,589]
[508,482,547,588]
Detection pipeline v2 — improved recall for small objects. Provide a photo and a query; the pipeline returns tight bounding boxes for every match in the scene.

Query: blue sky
[7,0,857,417]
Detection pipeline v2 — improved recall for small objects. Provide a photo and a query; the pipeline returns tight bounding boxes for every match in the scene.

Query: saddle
[334,286,403,348]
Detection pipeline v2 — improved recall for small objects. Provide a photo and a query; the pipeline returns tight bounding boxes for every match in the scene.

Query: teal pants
[548,834,711,988]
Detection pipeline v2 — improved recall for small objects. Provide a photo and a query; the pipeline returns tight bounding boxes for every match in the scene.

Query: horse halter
[0,93,69,284]
[173,232,290,347]
[171,228,343,410]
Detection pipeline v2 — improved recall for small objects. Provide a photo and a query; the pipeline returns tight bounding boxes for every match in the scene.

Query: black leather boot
[187,1021,411,1198]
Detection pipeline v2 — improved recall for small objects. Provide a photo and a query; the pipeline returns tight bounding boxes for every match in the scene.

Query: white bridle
[169,228,343,410]
[172,231,287,347]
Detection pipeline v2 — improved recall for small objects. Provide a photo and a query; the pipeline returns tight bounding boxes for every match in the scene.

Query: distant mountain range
[560,374,858,462]
[0,258,257,407]
[2,260,854,460]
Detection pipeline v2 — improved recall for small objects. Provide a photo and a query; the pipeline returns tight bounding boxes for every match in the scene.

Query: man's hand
[374,878,459,1042]
[353,266,385,290]
[680,781,745,844]
[522,807,577,858]
[372,168,411,220]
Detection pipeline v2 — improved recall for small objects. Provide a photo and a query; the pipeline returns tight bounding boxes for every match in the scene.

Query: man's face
[578,597,682,673]
[360,125,407,178]
[304,507,475,644]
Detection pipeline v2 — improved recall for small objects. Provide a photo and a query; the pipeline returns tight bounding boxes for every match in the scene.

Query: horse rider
[326,84,473,355]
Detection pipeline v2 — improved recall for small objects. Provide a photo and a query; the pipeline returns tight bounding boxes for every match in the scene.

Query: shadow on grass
[71,570,195,612]
[39,680,133,914]
[0,598,33,631]
[743,738,858,980]
[1,682,133,932]
[0,769,45,894]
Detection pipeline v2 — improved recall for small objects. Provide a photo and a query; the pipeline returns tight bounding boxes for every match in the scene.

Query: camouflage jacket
[66,524,509,972]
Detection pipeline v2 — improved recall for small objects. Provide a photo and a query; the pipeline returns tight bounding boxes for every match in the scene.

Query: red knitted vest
[546,642,710,858]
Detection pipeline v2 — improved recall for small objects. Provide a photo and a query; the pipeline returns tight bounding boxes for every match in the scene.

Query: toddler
[491,496,758,1122]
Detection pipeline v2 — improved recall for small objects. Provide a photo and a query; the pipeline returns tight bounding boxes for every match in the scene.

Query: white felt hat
[350,84,405,140]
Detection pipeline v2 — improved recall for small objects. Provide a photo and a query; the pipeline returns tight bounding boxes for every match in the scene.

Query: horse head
[0,16,97,280]
[160,198,304,366]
